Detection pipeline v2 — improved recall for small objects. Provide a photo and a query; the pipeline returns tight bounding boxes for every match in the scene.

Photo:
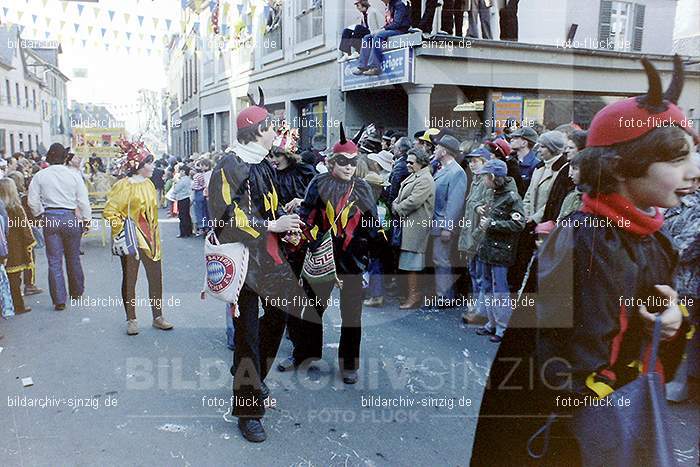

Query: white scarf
[232,141,268,164]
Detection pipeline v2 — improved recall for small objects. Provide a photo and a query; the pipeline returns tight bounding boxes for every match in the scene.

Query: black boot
[238,418,266,443]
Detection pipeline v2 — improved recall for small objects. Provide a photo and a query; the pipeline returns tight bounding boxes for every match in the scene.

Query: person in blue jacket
[352,0,410,76]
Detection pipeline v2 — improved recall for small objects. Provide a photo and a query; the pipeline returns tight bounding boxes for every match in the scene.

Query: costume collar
[581,193,664,236]
[233,141,268,164]
[128,175,147,184]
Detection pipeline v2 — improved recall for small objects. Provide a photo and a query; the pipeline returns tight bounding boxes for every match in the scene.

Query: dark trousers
[7,271,25,311]
[120,250,163,321]
[293,274,364,371]
[418,0,440,31]
[177,198,193,237]
[339,24,370,54]
[23,250,35,286]
[468,0,492,38]
[441,0,465,35]
[43,210,84,306]
[231,285,287,418]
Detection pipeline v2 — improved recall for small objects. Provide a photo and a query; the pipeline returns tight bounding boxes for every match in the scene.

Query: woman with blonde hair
[0,178,36,313]
[104,142,174,335]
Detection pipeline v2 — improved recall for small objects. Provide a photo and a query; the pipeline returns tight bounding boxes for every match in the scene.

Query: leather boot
[400,273,422,309]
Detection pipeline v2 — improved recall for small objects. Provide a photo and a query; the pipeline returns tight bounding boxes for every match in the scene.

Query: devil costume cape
[276,162,317,207]
[299,173,380,274]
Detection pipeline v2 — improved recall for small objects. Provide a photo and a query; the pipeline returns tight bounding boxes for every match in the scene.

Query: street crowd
[0,56,698,462]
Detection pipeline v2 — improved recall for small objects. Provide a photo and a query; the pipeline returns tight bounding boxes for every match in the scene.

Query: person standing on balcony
[352,0,411,76]
[467,0,493,39]
[338,0,383,63]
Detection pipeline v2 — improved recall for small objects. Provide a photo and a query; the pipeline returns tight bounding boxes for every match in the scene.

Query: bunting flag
[42,0,48,6]
[151,35,156,44]
[87,25,94,35]
[165,19,172,31]
[60,20,66,30]
[81,39,86,47]
[153,17,159,29]
[74,23,79,33]
[113,30,119,40]
[126,32,131,40]
[138,16,144,26]
[16,11,24,21]
[45,17,51,28]
[93,7,100,20]
[2,8,8,17]
[61,2,68,13]
[108,10,115,22]
[101,28,107,38]
[193,21,199,33]
[32,14,37,24]
[77,4,84,16]
[124,13,131,23]
[45,31,50,39]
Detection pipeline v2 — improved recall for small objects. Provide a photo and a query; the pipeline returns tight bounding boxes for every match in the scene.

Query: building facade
[164,0,698,155]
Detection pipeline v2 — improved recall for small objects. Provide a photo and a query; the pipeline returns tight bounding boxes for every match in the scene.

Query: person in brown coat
[391,147,435,308]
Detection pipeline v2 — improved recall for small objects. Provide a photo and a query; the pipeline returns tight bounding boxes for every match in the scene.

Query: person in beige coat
[522,130,568,224]
[391,148,435,309]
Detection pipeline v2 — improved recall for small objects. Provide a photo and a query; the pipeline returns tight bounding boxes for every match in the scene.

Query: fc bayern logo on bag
[206,254,235,292]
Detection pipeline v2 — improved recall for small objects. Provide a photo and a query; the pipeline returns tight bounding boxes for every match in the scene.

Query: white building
[0,25,70,157]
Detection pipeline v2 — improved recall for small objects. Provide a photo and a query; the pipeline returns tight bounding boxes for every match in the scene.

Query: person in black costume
[470,57,698,466]
[207,88,303,443]
[294,124,381,385]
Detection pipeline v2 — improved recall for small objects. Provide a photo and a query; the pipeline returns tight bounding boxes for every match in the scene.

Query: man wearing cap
[509,126,540,189]
[27,143,91,311]
[430,134,468,307]
[207,89,303,443]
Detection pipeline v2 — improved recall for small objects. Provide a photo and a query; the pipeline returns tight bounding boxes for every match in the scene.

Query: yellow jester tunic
[103,176,162,261]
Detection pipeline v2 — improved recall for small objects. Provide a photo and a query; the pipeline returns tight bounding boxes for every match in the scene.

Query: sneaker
[152,316,174,330]
[238,418,267,443]
[475,326,495,336]
[363,296,384,307]
[362,67,380,76]
[54,303,66,311]
[23,285,43,296]
[348,51,360,60]
[15,307,31,314]
[127,319,139,335]
[337,53,350,63]
[342,370,358,384]
[489,335,503,343]
[352,67,367,75]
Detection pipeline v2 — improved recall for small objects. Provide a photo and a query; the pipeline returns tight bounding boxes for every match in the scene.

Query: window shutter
[632,3,645,51]
[598,0,613,49]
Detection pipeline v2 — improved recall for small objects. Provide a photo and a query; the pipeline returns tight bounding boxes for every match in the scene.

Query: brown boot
[400,273,422,309]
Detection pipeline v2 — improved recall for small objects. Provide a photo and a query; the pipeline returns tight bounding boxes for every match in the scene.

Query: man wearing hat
[207,88,303,443]
[509,126,540,189]
[27,143,91,311]
[430,134,468,307]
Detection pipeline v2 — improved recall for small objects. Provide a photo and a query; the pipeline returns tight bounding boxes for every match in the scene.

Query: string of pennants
[0,0,267,56]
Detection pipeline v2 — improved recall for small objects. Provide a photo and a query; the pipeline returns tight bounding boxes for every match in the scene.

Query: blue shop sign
[341,47,414,91]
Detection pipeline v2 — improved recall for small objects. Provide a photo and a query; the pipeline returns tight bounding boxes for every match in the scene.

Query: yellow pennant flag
[16,11,24,21]
[114,30,120,40]
[62,3,68,13]
[60,20,66,30]
[124,13,131,24]
[153,17,159,29]
[93,7,100,19]
[42,0,48,7]
[45,17,51,28]
[87,25,94,35]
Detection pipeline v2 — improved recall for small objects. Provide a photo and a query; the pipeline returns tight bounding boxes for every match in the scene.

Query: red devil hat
[236,86,269,130]
[587,55,699,147]
[332,123,358,156]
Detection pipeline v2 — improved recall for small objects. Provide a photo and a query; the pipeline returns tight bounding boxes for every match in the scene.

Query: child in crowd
[557,151,584,221]
[0,179,36,313]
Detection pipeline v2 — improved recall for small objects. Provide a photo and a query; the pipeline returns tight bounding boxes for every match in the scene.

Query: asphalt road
[0,216,697,466]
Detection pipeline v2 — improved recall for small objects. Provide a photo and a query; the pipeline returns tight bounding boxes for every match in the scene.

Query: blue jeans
[367,258,384,298]
[43,210,84,306]
[193,190,209,231]
[357,29,403,69]
[478,259,511,336]
[468,256,485,316]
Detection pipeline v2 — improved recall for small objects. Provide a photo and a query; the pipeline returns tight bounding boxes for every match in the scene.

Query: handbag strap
[647,315,662,373]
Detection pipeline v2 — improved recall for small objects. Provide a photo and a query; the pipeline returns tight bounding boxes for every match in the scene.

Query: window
[218,112,230,149]
[193,53,198,94]
[598,1,644,51]
[24,86,29,108]
[10,133,15,154]
[35,134,39,149]
[18,132,24,152]
[262,2,283,57]
[4,80,10,105]
[205,114,215,150]
[28,134,32,151]
[295,0,323,48]
[15,82,20,107]
[0,129,5,154]
[32,89,36,110]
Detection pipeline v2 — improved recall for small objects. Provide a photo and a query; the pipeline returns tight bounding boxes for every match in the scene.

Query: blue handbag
[529,316,676,466]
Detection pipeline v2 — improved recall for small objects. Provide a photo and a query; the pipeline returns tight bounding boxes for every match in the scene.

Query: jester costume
[294,165,380,373]
[470,57,696,466]
[207,91,302,422]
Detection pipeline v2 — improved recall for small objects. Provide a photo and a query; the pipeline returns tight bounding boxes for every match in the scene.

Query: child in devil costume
[207,88,303,443]
[294,124,380,385]
[470,56,699,466]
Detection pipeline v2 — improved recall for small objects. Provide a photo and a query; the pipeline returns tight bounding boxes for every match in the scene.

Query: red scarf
[581,193,664,236]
